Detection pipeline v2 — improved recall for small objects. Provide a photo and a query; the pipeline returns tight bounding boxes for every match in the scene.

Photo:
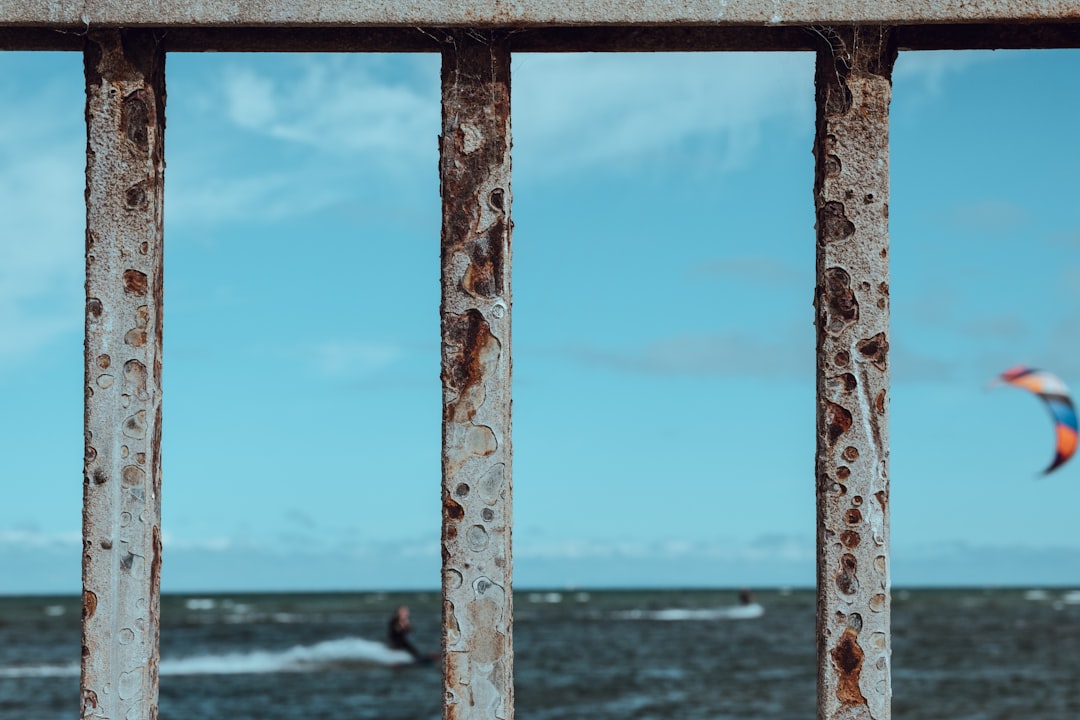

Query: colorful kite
[998,366,1078,475]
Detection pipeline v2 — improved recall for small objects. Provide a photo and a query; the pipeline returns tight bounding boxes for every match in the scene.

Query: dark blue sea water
[2,588,1080,719]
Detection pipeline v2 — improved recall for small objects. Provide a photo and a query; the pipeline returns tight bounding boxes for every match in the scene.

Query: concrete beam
[81,29,165,720]
[3,0,1079,30]
[440,30,515,720]
[813,25,894,720]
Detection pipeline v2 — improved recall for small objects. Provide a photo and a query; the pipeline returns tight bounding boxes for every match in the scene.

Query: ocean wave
[0,637,415,679]
[612,603,765,621]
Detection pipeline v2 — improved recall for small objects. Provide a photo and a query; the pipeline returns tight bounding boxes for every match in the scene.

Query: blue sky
[2,47,1079,594]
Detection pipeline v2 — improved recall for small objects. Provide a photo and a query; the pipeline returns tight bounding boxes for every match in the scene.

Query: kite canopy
[999,366,1078,475]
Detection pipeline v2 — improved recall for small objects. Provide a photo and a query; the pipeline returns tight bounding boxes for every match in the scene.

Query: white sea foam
[0,663,79,678]
[0,637,414,679]
[614,603,765,621]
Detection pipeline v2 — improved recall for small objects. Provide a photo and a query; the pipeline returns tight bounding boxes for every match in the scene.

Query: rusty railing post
[439,30,514,720]
[81,29,165,720]
[813,25,896,720]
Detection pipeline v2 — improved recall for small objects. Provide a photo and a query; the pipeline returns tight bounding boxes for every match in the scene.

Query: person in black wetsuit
[387,605,423,661]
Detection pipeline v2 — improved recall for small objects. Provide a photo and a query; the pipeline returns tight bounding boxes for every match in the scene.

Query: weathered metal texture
[813,25,894,720]
[440,30,514,720]
[4,22,1080,52]
[3,0,1080,29]
[81,29,165,720]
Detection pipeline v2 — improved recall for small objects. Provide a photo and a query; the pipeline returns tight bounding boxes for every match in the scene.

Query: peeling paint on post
[81,30,165,720]
[813,26,895,720]
[439,30,514,720]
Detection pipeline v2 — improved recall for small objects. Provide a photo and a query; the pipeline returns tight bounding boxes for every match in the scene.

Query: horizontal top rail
[4,0,1080,28]
[2,22,1079,53]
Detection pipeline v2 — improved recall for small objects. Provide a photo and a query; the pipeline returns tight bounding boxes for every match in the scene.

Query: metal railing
[3,4,1079,718]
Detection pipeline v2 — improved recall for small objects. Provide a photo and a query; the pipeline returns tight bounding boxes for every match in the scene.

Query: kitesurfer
[387,605,423,661]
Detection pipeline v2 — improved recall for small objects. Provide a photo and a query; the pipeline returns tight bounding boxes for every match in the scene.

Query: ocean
[2,587,1079,719]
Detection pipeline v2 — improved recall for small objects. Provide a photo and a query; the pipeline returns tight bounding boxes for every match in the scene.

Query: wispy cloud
[311,340,404,379]
[513,52,814,177]
[957,314,1028,340]
[947,199,1030,235]
[571,329,813,378]
[167,171,344,226]
[894,50,1000,97]
[0,58,85,367]
[219,56,439,162]
[514,534,814,563]
[691,255,808,287]
[212,52,816,182]
[0,528,81,550]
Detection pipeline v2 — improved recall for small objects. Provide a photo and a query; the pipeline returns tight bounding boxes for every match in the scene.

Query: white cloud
[894,49,998,95]
[0,528,81,549]
[947,199,1030,235]
[692,255,808,287]
[214,53,815,182]
[0,62,85,367]
[572,328,813,378]
[219,56,439,160]
[512,52,815,176]
[514,534,814,563]
[160,531,238,552]
[167,171,342,225]
[311,340,404,378]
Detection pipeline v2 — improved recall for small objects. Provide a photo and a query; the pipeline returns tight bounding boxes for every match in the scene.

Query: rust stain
[831,627,867,706]
[124,181,149,210]
[836,553,859,595]
[856,332,888,371]
[444,493,465,521]
[150,524,161,593]
[444,309,500,424]
[82,590,98,620]
[122,91,151,149]
[125,305,150,347]
[123,269,148,296]
[81,688,99,716]
[461,220,506,299]
[466,596,506,665]
[823,400,852,444]
[874,389,887,414]
[826,372,857,393]
[819,200,855,244]
[840,530,861,548]
[820,266,859,335]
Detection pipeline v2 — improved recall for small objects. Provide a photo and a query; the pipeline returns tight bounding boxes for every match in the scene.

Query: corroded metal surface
[813,25,894,720]
[3,0,1080,29]
[82,29,165,720]
[4,23,1080,53]
[440,31,514,720]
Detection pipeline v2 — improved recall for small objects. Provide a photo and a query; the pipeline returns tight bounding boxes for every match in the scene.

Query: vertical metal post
[81,30,165,720]
[439,30,514,720]
[813,25,896,720]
